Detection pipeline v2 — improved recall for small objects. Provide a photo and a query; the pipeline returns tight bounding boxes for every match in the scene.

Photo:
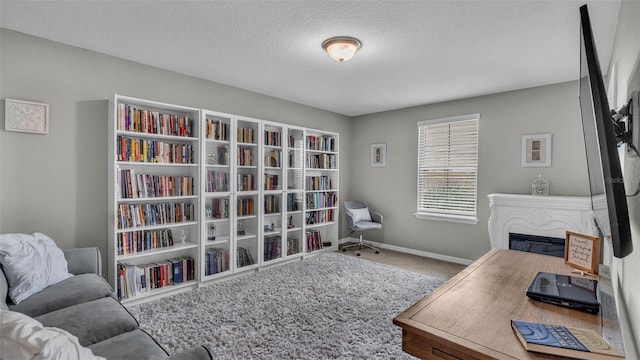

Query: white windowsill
[414,212,479,224]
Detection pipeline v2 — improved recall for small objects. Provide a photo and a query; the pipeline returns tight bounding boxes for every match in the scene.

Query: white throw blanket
[0,310,104,360]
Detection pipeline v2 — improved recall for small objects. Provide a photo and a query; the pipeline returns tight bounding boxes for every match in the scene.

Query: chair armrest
[344,211,355,231]
[63,247,102,276]
[167,345,213,360]
[369,210,383,224]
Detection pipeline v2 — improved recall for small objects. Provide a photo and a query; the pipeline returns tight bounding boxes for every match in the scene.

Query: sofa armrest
[167,346,213,360]
[63,248,102,276]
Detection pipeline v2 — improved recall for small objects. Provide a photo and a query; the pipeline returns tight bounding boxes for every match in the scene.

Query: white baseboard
[339,237,474,266]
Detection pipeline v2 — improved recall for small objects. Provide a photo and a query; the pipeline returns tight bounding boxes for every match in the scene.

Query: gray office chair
[342,200,382,256]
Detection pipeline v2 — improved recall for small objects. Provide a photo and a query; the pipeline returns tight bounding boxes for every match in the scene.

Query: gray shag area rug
[127,252,444,359]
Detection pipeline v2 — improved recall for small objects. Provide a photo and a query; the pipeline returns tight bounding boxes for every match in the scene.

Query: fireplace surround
[487,193,597,251]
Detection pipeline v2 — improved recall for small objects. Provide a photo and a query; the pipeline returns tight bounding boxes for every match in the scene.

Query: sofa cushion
[9,273,113,318]
[89,329,169,360]
[0,233,73,304]
[36,297,138,347]
[0,266,8,310]
[0,309,105,360]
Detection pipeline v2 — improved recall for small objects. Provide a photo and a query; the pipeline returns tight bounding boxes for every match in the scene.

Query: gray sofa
[1,247,212,360]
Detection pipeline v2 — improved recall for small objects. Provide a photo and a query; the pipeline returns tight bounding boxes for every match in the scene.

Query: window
[415,114,479,224]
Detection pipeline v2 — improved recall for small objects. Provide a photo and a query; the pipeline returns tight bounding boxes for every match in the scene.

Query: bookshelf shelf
[110,95,339,303]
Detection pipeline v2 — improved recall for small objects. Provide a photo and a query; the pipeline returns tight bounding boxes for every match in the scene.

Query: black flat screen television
[579,5,632,258]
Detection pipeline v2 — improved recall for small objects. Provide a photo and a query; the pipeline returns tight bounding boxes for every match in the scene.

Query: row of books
[117,202,195,229]
[306,135,336,152]
[306,176,333,191]
[205,146,229,165]
[117,256,195,299]
[264,195,280,214]
[288,152,303,168]
[205,118,229,141]
[264,150,282,167]
[287,236,300,255]
[264,235,281,261]
[117,103,194,137]
[207,198,229,219]
[237,247,255,268]
[237,198,255,216]
[306,153,337,169]
[117,136,194,164]
[288,135,302,148]
[206,170,229,192]
[287,193,301,211]
[306,192,337,210]
[117,169,193,199]
[205,248,229,275]
[305,209,335,225]
[238,173,255,191]
[264,130,282,146]
[306,230,323,252]
[237,127,255,144]
[117,229,174,256]
[237,148,255,166]
[264,174,280,190]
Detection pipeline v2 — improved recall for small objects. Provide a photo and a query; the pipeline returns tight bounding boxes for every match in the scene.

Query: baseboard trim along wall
[338,237,474,266]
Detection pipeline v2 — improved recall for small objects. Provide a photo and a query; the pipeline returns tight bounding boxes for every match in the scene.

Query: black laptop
[525,272,600,314]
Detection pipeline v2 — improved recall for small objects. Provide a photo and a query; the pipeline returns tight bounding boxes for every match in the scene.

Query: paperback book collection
[117,169,194,199]
[117,202,195,229]
[306,192,337,209]
[306,135,336,152]
[287,193,300,211]
[264,195,280,214]
[305,230,323,252]
[117,256,195,300]
[117,229,174,256]
[306,176,333,191]
[206,170,229,192]
[264,130,282,146]
[205,248,229,275]
[306,209,335,225]
[287,236,300,255]
[264,174,280,190]
[237,247,254,268]
[306,153,337,169]
[117,136,194,164]
[237,173,255,191]
[117,103,194,137]
[205,118,229,141]
[237,148,255,166]
[208,198,229,219]
[237,198,255,216]
[237,127,255,144]
[264,235,281,261]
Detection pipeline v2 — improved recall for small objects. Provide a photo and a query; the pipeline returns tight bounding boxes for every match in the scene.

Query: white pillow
[0,233,73,304]
[347,207,372,223]
[0,310,105,360]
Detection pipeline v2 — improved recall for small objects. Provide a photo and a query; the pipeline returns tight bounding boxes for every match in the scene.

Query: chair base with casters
[343,200,383,256]
[342,231,380,256]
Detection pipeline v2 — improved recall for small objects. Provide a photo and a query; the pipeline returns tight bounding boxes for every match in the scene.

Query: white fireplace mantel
[487,193,597,250]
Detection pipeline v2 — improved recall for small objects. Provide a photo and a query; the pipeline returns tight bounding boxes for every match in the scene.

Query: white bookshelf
[109,95,339,303]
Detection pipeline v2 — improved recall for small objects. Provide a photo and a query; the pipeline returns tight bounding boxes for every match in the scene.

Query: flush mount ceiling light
[322,36,362,63]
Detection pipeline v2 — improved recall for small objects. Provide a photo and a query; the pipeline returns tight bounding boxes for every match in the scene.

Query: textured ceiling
[0,0,621,116]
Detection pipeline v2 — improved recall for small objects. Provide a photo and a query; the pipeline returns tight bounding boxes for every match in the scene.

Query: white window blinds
[417,114,479,221]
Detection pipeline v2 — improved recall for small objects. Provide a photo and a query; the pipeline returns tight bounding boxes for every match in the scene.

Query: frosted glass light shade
[322,37,362,62]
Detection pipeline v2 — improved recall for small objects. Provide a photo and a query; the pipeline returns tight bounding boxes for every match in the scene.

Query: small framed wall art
[564,231,600,275]
[521,133,551,167]
[4,98,50,134]
[371,143,386,167]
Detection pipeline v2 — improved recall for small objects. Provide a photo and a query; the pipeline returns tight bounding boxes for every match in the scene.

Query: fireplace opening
[509,232,565,258]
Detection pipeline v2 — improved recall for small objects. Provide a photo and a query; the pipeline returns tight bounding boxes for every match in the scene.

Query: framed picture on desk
[564,231,600,275]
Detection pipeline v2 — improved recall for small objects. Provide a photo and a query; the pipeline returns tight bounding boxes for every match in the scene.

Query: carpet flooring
[127,252,444,359]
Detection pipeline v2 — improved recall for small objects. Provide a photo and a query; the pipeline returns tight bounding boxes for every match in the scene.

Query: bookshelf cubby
[109,95,338,303]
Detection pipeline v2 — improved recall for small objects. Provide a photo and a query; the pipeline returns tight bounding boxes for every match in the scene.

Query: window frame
[414,113,480,224]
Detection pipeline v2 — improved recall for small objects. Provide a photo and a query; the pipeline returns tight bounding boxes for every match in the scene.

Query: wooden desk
[393,249,624,359]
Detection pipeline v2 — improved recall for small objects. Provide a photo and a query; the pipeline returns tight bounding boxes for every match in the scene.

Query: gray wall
[349,81,590,261]
[0,29,352,259]
[607,0,640,357]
